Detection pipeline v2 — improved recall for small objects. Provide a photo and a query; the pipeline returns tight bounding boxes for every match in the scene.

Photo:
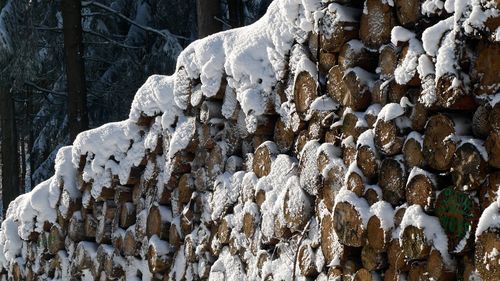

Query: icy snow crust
[1,0,499,279]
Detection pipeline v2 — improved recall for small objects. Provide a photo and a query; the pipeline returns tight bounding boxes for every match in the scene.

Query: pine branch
[82,1,189,41]
[24,81,66,97]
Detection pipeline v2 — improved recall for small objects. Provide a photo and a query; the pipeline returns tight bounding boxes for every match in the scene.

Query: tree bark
[228,0,244,27]
[0,84,20,215]
[61,0,88,142]
[196,0,222,38]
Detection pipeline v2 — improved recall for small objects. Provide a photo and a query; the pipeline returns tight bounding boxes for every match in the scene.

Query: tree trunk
[0,85,20,215]
[228,0,244,27]
[196,0,222,38]
[61,0,88,142]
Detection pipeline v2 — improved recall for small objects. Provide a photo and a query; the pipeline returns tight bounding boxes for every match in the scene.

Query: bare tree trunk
[20,136,26,193]
[27,88,34,190]
[62,0,88,142]
[228,0,244,27]
[0,85,20,214]
[196,0,222,38]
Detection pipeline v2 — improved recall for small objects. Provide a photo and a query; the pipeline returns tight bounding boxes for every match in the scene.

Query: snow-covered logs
[0,0,499,280]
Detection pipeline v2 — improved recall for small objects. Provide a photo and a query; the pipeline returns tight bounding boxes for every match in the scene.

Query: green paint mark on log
[435,187,479,253]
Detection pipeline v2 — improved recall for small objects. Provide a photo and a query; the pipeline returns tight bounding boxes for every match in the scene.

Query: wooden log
[423,114,458,171]
[342,259,360,280]
[327,66,374,111]
[170,151,194,176]
[435,72,477,110]
[253,141,277,178]
[58,187,82,219]
[384,267,406,281]
[356,132,380,180]
[407,263,427,281]
[472,104,491,139]
[146,205,171,240]
[168,219,183,248]
[184,235,196,263]
[298,242,319,277]
[132,182,144,205]
[435,187,480,254]
[316,5,360,53]
[480,171,500,209]
[374,118,405,156]
[342,110,369,142]
[207,142,226,182]
[346,167,366,197]
[338,40,378,72]
[112,228,124,255]
[307,110,332,141]
[387,239,408,271]
[394,0,421,27]
[353,268,375,281]
[320,213,346,265]
[386,81,408,104]
[485,130,500,168]
[359,0,396,49]
[403,132,425,168]
[318,50,337,74]
[180,207,194,235]
[123,227,138,257]
[342,136,357,166]
[426,249,455,281]
[321,159,347,211]
[405,168,436,211]
[68,211,85,242]
[409,101,429,132]
[451,142,488,191]
[472,41,500,96]
[216,216,231,246]
[361,244,387,271]
[243,204,259,238]
[379,45,399,80]
[400,225,431,261]
[96,200,117,244]
[367,215,390,253]
[178,174,194,204]
[379,157,406,206]
[274,118,295,153]
[119,202,136,229]
[135,209,148,242]
[283,182,312,232]
[333,199,367,247]
[328,266,344,280]
[96,245,123,279]
[12,259,24,281]
[200,100,223,124]
[395,45,421,85]
[147,237,173,274]
[475,227,500,280]
[461,254,476,281]
[294,71,318,114]
[371,80,389,105]
[363,185,382,205]
[173,66,192,109]
[489,102,500,133]
[114,185,133,204]
[47,224,64,255]
[365,105,381,129]
[74,241,97,271]
[84,213,98,239]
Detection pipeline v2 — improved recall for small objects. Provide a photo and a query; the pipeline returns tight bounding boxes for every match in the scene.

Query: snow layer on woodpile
[1,0,498,279]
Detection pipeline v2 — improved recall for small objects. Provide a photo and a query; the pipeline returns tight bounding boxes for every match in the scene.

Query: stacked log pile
[0,0,499,280]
